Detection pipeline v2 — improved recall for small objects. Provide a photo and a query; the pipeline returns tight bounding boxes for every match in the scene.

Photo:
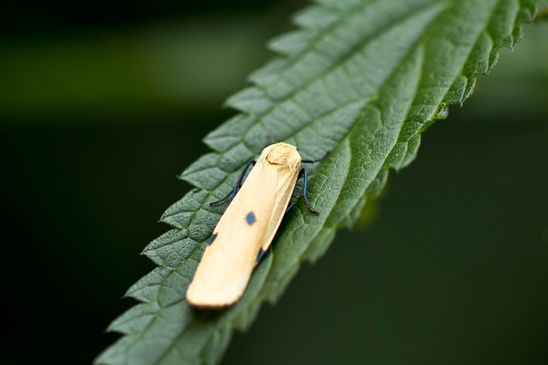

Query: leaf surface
[96,0,541,364]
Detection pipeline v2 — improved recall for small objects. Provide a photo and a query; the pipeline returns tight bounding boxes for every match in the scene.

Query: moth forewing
[186,143,301,308]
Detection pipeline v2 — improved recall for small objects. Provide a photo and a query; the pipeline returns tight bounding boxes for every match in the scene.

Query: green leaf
[96,0,542,364]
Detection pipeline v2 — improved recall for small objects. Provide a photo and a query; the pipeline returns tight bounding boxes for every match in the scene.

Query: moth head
[262,142,301,170]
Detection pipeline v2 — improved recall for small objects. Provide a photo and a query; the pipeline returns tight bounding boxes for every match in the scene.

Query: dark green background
[1,1,547,364]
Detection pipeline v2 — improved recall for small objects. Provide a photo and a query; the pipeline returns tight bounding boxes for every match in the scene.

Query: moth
[186,142,326,308]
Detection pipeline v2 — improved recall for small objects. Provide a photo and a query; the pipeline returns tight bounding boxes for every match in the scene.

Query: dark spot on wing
[207,233,217,245]
[256,248,265,263]
[246,211,256,225]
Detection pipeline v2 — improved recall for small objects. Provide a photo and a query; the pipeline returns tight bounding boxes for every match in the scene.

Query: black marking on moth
[256,248,265,263]
[246,211,256,225]
[207,233,218,245]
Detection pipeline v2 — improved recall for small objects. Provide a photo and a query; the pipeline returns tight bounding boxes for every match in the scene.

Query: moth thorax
[265,143,300,168]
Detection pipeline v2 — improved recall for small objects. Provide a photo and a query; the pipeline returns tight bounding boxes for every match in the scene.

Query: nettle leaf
[96,0,542,364]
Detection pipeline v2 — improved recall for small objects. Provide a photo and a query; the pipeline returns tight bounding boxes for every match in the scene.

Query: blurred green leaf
[96,0,542,364]
[0,18,272,123]
[465,21,548,120]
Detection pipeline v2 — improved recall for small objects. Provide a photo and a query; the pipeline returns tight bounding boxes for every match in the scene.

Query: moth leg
[210,159,256,206]
[286,169,320,216]
[286,196,319,216]
[256,248,266,263]
[285,199,297,213]
[301,168,319,216]
[209,186,237,207]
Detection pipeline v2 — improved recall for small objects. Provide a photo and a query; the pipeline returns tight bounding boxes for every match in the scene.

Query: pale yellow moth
[186,142,322,308]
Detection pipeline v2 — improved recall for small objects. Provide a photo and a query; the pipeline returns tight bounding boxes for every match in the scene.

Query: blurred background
[1,1,547,364]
